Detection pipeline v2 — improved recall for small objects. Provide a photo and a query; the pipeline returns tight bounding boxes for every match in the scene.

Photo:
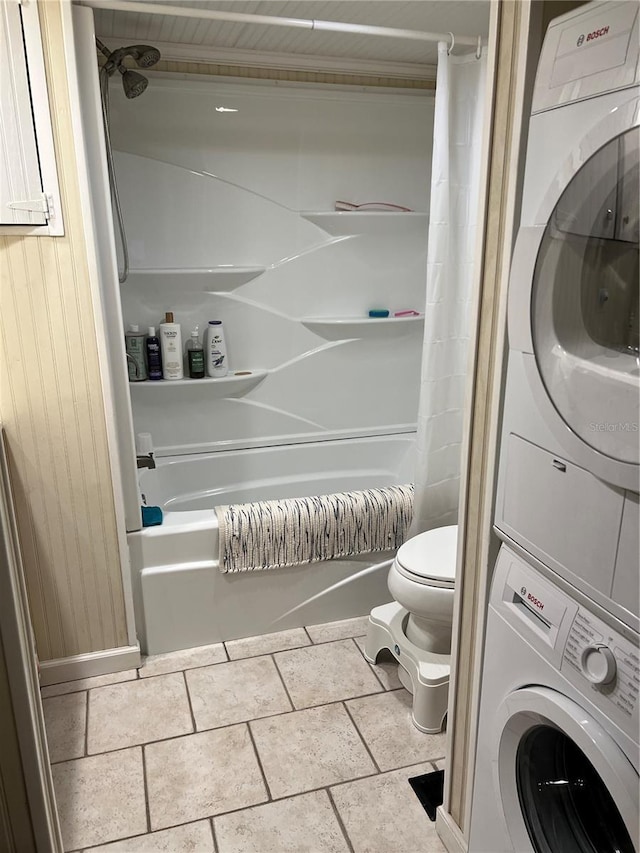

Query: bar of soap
[368,309,390,318]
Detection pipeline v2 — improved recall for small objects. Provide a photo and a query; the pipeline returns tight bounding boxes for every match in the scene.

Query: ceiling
[92,1,491,71]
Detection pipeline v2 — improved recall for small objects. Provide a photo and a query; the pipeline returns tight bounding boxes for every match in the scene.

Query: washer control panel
[563,607,639,738]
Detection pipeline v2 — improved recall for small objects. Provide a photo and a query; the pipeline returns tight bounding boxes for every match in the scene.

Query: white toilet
[365,525,457,733]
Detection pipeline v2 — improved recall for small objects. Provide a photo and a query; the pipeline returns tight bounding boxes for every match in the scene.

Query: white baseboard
[39,644,141,686]
[436,807,467,853]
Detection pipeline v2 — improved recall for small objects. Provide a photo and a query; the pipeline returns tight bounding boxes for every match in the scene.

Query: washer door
[531,127,639,465]
[497,687,638,853]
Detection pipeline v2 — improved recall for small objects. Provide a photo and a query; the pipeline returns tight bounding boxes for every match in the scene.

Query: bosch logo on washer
[527,592,544,611]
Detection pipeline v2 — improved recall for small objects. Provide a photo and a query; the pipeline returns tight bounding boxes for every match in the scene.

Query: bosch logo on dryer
[577,25,610,46]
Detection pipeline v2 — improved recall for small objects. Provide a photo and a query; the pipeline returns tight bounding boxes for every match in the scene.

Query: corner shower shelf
[301,314,424,340]
[128,369,267,396]
[126,267,265,292]
[299,211,428,237]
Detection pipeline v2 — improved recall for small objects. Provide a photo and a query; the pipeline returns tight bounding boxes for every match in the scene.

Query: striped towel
[216,484,414,573]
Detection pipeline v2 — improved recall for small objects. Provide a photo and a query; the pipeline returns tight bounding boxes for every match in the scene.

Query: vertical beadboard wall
[0,1,128,660]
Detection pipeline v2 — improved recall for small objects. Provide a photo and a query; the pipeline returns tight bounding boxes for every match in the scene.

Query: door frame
[0,430,62,851]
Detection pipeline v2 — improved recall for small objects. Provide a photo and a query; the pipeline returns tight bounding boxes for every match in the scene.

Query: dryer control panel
[533,1,639,114]
[562,606,639,740]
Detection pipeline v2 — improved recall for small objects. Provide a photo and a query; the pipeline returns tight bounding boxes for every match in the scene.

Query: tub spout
[137,454,156,470]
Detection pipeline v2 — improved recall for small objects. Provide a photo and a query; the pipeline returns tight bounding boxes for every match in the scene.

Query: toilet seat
[394,525,457,588]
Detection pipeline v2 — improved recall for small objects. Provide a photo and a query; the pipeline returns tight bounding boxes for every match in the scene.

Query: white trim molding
[436,807,468,853]
[39,644,141,687]
[97,37,438,81]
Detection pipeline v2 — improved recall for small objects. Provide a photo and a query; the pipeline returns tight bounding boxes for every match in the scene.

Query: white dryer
[495,1,640,631]
[468,546,639,853]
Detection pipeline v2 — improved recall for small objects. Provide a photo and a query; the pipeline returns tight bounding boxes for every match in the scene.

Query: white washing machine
[495,1,640,632]
[468,545,639,852]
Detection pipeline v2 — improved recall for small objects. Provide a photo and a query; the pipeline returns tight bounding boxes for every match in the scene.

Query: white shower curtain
[411,43,487,535]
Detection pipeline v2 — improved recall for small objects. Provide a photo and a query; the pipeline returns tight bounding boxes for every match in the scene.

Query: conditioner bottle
[205,320,228,377]
[159,312,183,380]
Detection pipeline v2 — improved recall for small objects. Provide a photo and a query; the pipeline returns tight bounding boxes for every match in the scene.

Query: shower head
[96,39,161,75]
[120,68,148,99]
[96,39,159,98]
[106,44,161,71]
[125,44,161,68]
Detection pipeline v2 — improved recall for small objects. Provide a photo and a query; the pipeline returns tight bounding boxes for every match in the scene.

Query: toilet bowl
[387,525,457,655]
[364,525,458,733]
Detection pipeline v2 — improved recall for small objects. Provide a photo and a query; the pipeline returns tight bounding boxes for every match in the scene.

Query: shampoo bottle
[125,325,147,381]
[186,326,205,379]
[159,312,183,380]
[205,320,228,377]
[145,326,163,380]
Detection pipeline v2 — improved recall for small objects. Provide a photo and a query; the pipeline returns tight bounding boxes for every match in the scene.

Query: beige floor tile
[250,703,375,798]
[85,821,214,852]
[306,616,370,643]
[145,724,268,830]
[51,748,146,851]
[87,673,192,754]
[354,637,403,690]
[274,640,383,709]
[331,762,446,853]
[41,670,137,698]
[432,757,446,771]
[139,643,227,678]
[43,692,86,763]
[225,627,310,660]
[346,691,446,771]
[186,656,291,730]
[214,790,350,853]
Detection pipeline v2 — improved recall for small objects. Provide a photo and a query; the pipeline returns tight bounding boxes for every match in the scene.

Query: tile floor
[43,617,446,853]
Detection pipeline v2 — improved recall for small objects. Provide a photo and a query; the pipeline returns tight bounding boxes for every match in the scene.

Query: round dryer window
[531,128,639,464]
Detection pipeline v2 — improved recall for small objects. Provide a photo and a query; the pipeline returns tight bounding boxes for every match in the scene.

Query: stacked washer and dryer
[469,3,639,852]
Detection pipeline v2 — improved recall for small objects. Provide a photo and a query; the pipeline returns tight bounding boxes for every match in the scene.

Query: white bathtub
[128,435,415,654]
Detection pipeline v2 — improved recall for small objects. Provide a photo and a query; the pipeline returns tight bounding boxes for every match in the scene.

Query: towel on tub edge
[215,484,414,573]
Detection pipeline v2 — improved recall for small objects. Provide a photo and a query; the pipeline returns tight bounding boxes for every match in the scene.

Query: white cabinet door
[0,0,46,226]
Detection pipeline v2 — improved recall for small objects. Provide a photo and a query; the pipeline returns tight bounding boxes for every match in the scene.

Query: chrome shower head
[120,68,148,99]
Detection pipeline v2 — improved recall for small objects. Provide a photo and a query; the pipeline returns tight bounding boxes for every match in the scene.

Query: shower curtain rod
[76,0,482,51]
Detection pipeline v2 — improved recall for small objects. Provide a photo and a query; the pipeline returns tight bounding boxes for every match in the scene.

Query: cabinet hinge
[7,192,51,217]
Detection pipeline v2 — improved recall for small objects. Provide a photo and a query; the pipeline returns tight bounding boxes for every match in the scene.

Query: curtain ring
[447,32,455,55]
[476,35,482,59]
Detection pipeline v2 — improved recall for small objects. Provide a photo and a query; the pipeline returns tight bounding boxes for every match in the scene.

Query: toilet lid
[396,525,458,586]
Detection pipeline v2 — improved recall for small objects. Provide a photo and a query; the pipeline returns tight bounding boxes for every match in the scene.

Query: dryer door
[496,687,638,853]
[531,128,639,465]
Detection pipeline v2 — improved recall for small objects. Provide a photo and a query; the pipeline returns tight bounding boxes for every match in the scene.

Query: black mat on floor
[408,769,444,821]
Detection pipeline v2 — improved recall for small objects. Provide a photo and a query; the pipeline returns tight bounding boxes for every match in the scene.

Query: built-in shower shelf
[299,211,428,237]
[126,267,265,292]
[129,369,267,396]
[301,314,424,340]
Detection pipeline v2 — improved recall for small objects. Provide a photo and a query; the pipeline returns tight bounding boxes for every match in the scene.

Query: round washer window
[516,724,635,853]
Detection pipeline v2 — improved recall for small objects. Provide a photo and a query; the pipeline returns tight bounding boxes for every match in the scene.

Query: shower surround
[111,76,433,455]
[97,69,434,652]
